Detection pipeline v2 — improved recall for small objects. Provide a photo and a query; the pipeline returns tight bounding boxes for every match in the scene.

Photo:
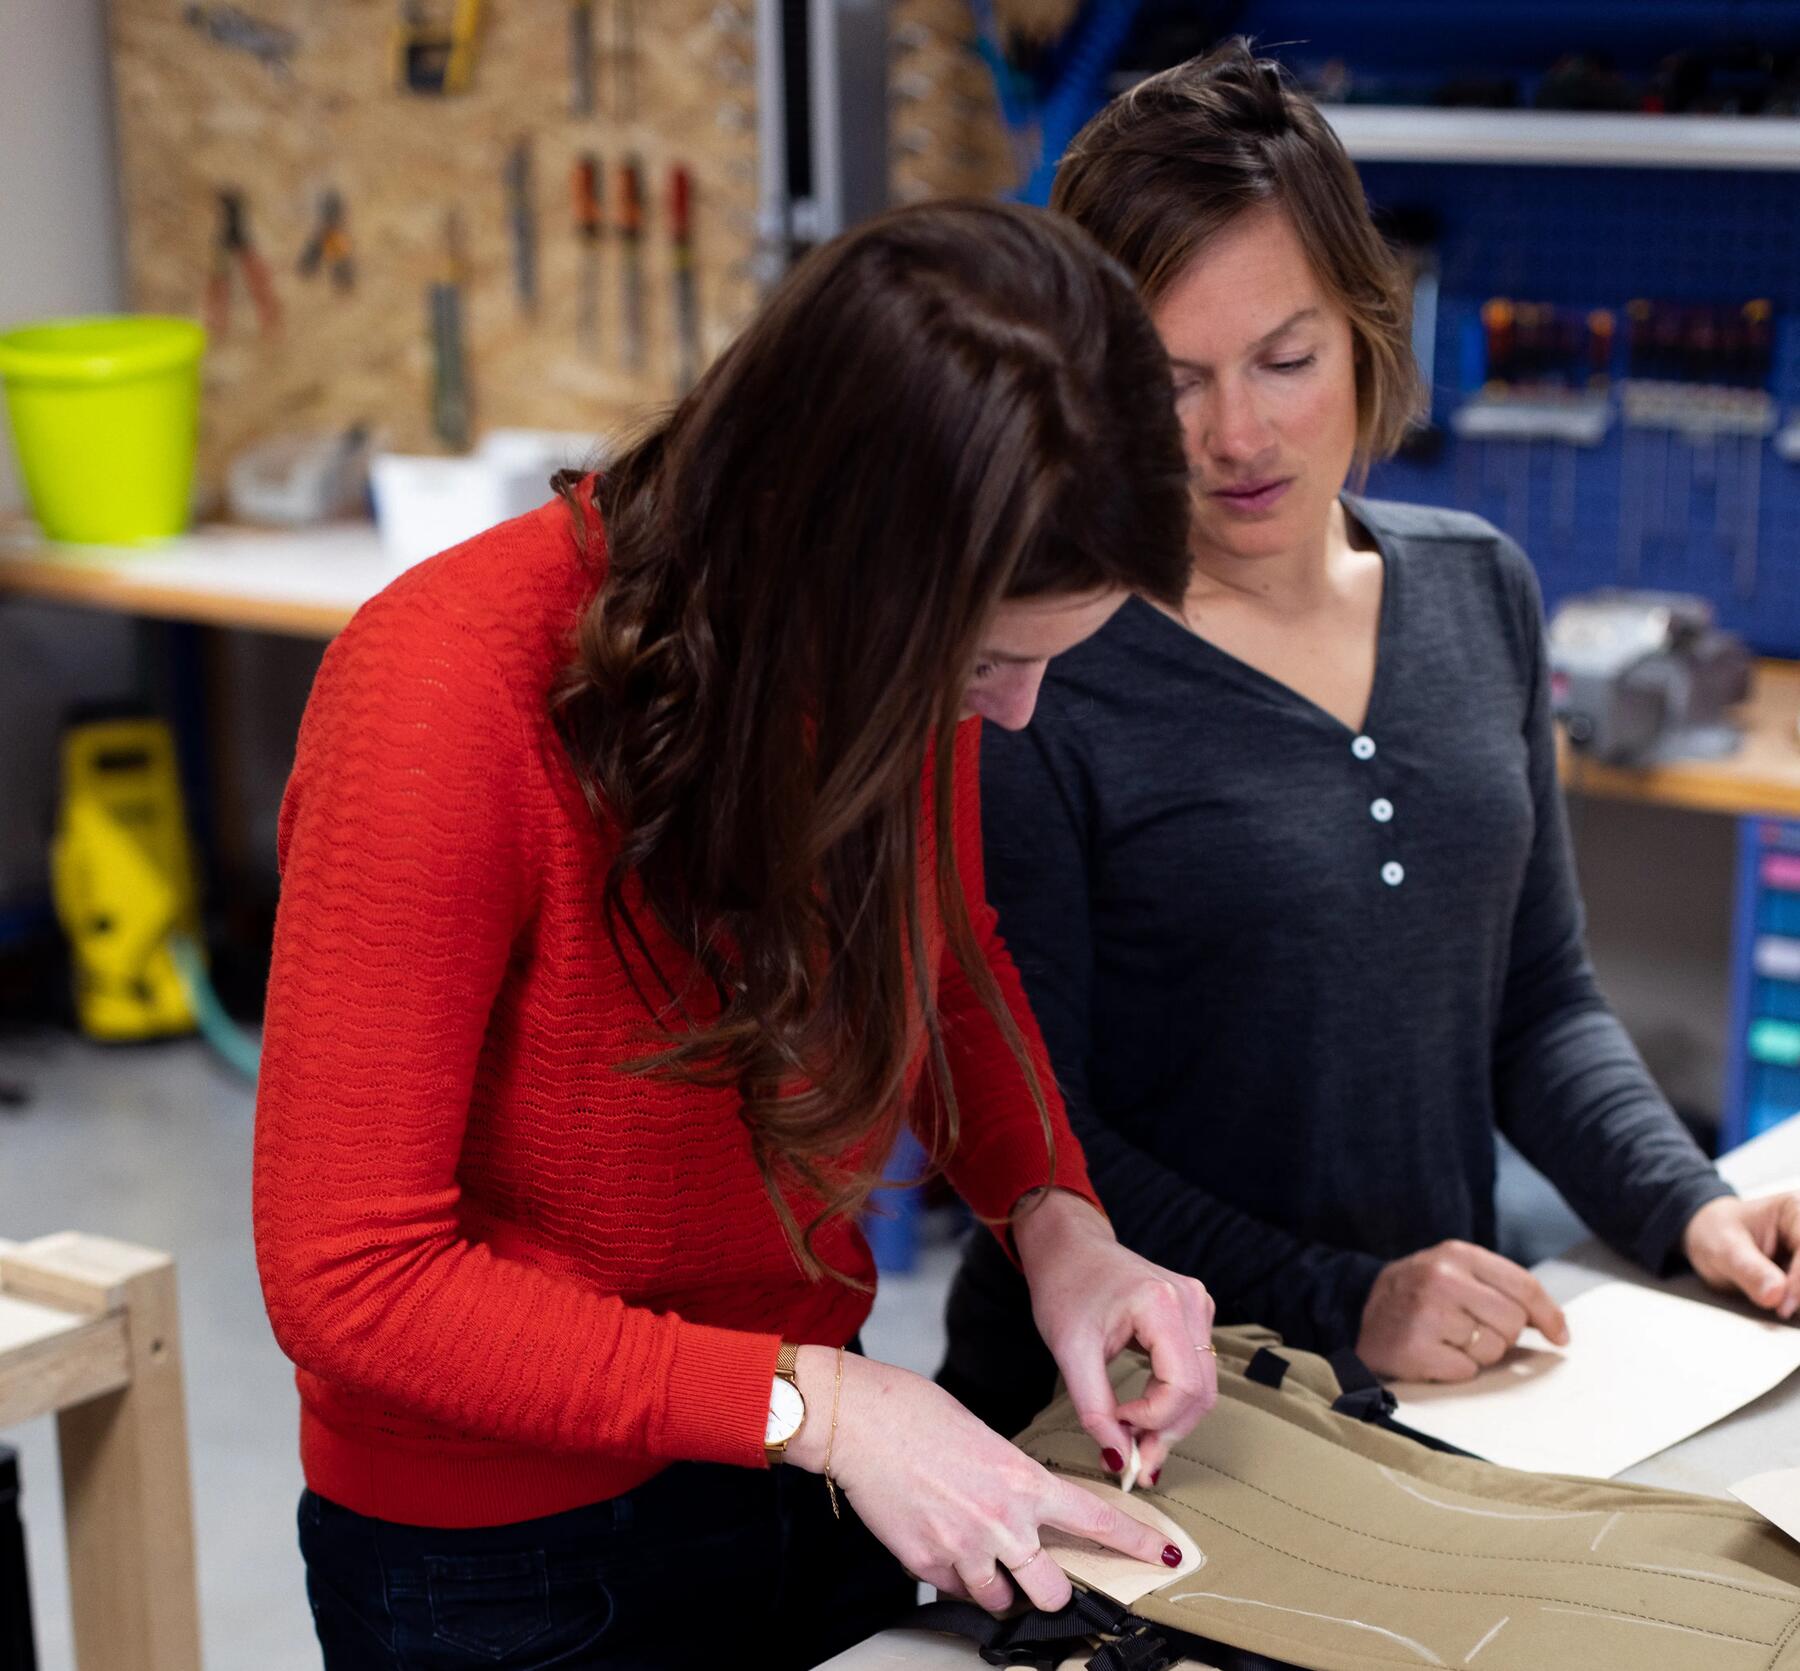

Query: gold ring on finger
[1009,1548,1047,1571]
[1197,1342,1217,1355]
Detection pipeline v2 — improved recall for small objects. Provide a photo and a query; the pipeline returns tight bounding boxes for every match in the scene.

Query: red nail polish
[1162,1544,1181,1567]
[1147,1469,1161,1487]
[1103,1448,1124,1473]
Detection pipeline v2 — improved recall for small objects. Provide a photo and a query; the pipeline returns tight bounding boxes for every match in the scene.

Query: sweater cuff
[1314,1250,1387,1353]
[658,1322,783,1469]
[949,1118,1102,1249]
[1643,1173,1738,1276]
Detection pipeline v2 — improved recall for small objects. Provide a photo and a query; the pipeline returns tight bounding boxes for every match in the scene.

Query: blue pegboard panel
[1724,817,1800,1149]
[1361,162,1800,656]
[1238,0,1800,74]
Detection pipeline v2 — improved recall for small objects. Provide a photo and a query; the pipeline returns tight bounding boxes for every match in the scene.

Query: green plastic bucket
[0,316,206,543]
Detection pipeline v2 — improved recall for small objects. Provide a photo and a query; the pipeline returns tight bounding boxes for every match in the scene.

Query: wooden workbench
[1559,659,1800,819]
[0,522,383,639]
[7,521,1800,817]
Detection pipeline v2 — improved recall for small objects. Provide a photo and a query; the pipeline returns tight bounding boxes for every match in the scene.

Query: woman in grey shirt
[942,39,1800,1449]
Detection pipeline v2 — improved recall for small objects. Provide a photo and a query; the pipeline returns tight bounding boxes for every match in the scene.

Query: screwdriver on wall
[429,209,471,449]
[504,135,538,319]
[671,163,700,393]
[611,0,637,121]
[1738,299,1773,599]
[569,0,596,116]
[617,155,646,373]
[572,153,603,353]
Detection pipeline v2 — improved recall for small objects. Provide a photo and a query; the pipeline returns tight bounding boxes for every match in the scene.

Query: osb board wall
[107,0,761,493]
[890,0,1017,205]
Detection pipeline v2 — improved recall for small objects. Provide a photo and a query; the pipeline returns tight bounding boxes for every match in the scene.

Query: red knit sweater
[253,496,1097,1529]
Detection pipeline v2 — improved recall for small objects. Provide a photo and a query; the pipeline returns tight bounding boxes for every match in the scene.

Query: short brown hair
[1052,38,1424,472]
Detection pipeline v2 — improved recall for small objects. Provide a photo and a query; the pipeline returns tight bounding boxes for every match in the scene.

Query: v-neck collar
[1125,494,1399,739]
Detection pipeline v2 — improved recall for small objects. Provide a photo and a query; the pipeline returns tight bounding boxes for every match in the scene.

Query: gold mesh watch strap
[766,1341,804,1465]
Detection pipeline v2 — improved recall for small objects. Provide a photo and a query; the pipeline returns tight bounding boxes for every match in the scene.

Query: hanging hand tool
[610,0,637,121]
[428,210,471,449]
[183,4,297,78]
[569,0,597,116]
[1619,299,1652,579]
[1738,299,1774,599]
[297,188,355,292]
[617,155,647,373]
[670,164,701,393]
[572,153,604,353]
[205,188,281,339]
[393,0,484,94]
[504,136,539,319]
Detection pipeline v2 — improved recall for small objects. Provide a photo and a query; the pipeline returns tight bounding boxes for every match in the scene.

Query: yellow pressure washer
[51,709,202,1042]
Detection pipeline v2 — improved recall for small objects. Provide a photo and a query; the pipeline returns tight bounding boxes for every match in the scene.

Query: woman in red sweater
[255,199,1217,1670]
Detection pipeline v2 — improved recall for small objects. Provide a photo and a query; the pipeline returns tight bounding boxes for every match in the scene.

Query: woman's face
[959,587,1126,730]
[1151,206,1360,565]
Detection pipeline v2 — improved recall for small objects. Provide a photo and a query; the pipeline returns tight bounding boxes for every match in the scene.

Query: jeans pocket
[425,1550,555,1659]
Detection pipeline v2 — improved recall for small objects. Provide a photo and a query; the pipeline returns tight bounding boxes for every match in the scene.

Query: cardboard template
[1389,1280,1800,1477]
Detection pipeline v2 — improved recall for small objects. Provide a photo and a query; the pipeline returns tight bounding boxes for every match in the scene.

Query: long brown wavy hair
[555,200,1190,1280]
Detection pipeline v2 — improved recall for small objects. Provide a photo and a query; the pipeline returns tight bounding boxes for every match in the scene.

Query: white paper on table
[1389,1280,1800,1477]
[1040,1478,1206,1603]
[1733,1467,1800,1544]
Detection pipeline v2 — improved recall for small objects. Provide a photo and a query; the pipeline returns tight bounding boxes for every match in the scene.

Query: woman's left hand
[1013,1190,1216,1485]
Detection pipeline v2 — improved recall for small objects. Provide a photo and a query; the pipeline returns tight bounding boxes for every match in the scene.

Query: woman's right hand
[788,1348,1180,1615]
[1355,1240,1569,1382]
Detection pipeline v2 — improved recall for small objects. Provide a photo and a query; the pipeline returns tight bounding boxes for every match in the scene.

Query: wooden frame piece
[0,1233,203,1671]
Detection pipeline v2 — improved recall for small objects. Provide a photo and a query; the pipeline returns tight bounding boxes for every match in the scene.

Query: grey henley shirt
[973,496,1731,1352]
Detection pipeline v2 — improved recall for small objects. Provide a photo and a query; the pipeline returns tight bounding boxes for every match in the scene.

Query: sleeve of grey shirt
[1488,540,1734,1273]
[982,687,1386,1351]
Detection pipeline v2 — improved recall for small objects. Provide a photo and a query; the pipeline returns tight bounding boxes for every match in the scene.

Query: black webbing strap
[1326,1347,1399,1423]
[1323,1346,1483,1457]
[905,1592,1139,1669]
[1243,1347,1290,1389]
[905,1592,1308,1671]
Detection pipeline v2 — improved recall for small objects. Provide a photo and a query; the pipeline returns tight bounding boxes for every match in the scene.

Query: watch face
[765,1375,804,1446]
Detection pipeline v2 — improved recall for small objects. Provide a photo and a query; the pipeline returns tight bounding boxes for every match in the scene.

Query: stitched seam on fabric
[1046,1457,1787,1645]
[1039,1418,1765,1535]
[1767,1602,1800,1671]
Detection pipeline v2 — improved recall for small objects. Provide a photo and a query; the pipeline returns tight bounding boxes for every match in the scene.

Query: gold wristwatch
[764,1341,806,1464]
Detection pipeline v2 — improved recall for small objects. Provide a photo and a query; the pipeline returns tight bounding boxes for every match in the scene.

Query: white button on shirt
[1352,735,1377,760]
[1382,861,1405,887]
[1371,798,1394,823]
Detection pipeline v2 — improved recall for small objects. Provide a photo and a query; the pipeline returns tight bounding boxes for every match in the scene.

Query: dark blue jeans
[298,1459,914,1670]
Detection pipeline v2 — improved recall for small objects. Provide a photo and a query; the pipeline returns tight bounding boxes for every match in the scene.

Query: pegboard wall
[939,1,1800,655]
[1359,161,1800,657]
[108,0,762,494]
[890,0,1017,203]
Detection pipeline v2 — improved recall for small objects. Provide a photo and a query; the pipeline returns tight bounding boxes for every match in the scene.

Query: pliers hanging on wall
[297,189,355,292]
[205,188,281,337]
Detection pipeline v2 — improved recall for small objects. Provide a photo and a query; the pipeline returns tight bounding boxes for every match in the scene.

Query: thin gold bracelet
[823,1343,846,1519]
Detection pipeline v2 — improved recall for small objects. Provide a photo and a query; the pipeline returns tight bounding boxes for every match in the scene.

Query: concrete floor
[0,1031,1586,1670]
[0,1033,972,1670]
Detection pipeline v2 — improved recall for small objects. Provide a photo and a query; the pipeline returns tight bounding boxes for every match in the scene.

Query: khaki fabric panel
[1016,1329,1800,1671]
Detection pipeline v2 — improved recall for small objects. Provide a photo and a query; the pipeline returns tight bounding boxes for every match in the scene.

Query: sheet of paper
[1733,1468,1800,1544]
[1040,1477,1206,1604]
[1389,1280,1800,1477]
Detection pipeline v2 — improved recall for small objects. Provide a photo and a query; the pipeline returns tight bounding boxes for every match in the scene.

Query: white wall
[0,0,142,915]
[0,0,127,503]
